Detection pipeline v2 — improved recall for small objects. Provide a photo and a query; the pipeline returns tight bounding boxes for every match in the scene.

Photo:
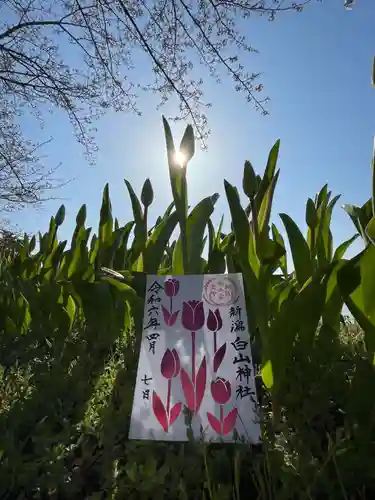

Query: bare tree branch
[0,0,318,211]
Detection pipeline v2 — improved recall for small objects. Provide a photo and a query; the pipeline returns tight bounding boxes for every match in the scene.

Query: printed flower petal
[207,411,222,435]
[171,349,180,377]
[194,301,205,330]
[213,343,227,373]
[215,309,223,331]
[152,390,168,432]
[207,308,223,332]
[180,367,195,410]
[211,377,231,405]
[182,300,205,331]
[223,407,238,436]
[169,402,182,426]
[207,309,218,331]
[173,279,180,296]
[195,356,207,413]
[182,301,195,331]
[161,348,175,379]
[164,278,180,297]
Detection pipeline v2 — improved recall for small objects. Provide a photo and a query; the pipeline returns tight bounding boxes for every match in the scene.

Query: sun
[174,151,186,168]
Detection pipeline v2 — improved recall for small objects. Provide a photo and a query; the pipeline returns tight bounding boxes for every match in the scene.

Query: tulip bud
[182,300,205,331]
[141,178,154,208]
[305,198,318,229]
[179,124,195,164]
[55,205,65,227]
[29,235,36,253]
[161,348,180,379]
[243,160,258,199]
[207,309,223,332]
[211,377,231,405]
[164,278,180,297]
[76,204,87,227]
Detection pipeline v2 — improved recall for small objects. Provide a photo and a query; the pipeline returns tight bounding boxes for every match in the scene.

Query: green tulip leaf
[280,213,312,286]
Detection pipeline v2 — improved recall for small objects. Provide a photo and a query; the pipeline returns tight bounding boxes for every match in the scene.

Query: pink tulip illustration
[211,377,231,405]
[207,308,225,371]
[153,348,182,432]
[180,300,206,414]
[162,278,180,327]
[182,300,205,331]
[165,278,179,313]
[161,348,180,379]
[207,377,238,436]
[164,278,180,298]
[207,308,223,333]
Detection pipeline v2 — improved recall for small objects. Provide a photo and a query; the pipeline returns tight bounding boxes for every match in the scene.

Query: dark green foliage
[1,119,375,498]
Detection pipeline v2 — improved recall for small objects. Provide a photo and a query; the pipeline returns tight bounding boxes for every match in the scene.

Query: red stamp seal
[203,277,239,306]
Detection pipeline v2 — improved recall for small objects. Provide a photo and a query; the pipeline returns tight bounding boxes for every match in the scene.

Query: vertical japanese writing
[145,280,163,355]
[230,306,245,333]
[230,306,256,402]
[141,373,152,400]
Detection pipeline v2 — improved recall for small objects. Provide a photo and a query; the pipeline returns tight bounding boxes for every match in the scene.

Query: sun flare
[174,151,186,168]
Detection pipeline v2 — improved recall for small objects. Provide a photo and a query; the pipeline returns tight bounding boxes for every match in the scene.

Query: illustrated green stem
[214,331,217,353]
[170,296,173,314]
[220,405,224,435]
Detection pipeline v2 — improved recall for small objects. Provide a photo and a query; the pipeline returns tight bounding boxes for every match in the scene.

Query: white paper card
[128,274,261,443]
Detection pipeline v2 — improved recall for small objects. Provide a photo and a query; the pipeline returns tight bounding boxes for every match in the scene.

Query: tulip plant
[1,115,375,498]
[155,348,182,432]
[162,278,180,326]
[208,377,238,436]
[181,300,207,414]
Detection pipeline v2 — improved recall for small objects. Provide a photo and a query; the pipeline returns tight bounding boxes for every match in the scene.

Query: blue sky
[10,0,375,260]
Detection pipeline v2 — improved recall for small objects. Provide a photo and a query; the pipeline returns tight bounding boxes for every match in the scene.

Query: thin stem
[191,331,196,411]
[214,331,217,353]
[142,206,148,266]
[220,405,224,435]
[170,296,173,314]
[250,197,259,247]
[144,206,148,231]
[166,379,172,425]
[180,169,189,272]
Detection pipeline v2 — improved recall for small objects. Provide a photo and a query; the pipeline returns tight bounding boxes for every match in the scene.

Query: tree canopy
[0,0,315,210]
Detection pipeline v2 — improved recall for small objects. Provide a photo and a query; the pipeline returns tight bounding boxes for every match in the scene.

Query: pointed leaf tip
[179,124,195,163]
[280,213,312,286]
[213,343,227,372]
[162,116,176,157]
[180,368,195,411]
[169,402,182,426]
[223,408,238,436]
[211,193,220,204]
